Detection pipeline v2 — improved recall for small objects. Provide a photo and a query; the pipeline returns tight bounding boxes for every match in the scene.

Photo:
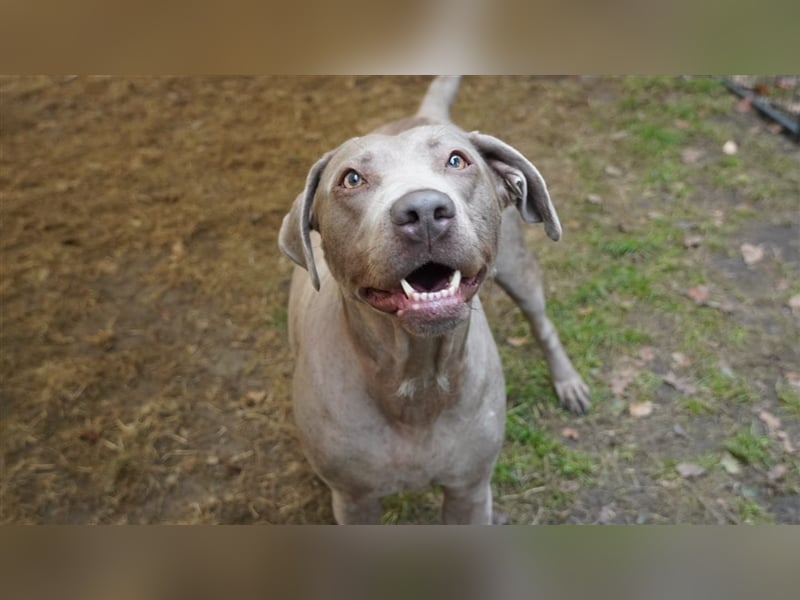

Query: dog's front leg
[494,209,591,414]
[442,480,493,525]
[331,489,383,524]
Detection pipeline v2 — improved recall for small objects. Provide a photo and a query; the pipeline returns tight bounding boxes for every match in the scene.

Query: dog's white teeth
[449,270,462,291]
[401,270,461,303]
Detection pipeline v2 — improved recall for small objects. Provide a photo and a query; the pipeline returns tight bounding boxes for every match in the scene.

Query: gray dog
[279,76,589,524]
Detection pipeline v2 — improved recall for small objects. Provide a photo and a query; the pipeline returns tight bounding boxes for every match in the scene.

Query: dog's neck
[341,295,472,428]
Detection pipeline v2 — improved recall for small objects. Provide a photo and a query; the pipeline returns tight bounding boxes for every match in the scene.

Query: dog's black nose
[390,189,455,244]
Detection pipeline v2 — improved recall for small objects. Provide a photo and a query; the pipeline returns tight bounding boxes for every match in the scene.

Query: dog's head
[279,124,561,336]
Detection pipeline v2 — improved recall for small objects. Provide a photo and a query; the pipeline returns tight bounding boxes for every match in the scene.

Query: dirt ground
[1,76,798,524]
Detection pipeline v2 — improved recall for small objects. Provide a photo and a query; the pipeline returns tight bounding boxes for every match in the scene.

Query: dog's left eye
[341,169,365,189]
[447,152,469,170]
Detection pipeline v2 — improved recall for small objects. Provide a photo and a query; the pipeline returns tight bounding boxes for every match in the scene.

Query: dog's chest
[362,409,504,493]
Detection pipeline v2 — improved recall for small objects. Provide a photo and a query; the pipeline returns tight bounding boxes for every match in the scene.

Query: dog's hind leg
[494,208,591,414]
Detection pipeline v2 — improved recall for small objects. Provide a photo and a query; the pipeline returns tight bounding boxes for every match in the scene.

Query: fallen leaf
[506,336,529,348]
[663,371,698,395]
[605,165,623,177]
[577,306,594,316]
[777,431,796,454]
[676,462,706,478]
[671,352,691,368]
[683,234,704,249]
[629,401,654,417]
[767,464,788,482]
[757,409,781,434]
[586,194,602,205]
[735,97,752,113]
[681,147,705,165]
[611,366,638,397]
[561,427,579,440]
[598,505,617,524]
[720,453,742,475]
[638,346,655,363]
[686,285,709,305]
[705,300,736,314]
[673,119,690,129]
[740,243,765,266]
[788,295,800,315]
[722,140,738,155]
[753,83,769,96]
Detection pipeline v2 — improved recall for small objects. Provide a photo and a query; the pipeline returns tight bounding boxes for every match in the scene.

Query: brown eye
[447,151,468,170]
[341,169,364,189]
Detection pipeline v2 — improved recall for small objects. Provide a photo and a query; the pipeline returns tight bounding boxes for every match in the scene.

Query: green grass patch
[682,397,718,415]
[503,355,555,406]
[627,123,686,157]
[601,238,659,259]
[724,427,773,466]
[738,499,774,524]
[627,369,661,399]
[776,383,800,417]
[495,408,594,486]
[701,364,758,404]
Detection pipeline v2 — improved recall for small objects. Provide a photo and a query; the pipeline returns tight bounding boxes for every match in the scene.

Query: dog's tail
[416,76,461,122]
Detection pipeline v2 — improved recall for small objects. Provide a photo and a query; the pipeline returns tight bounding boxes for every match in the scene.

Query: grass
[682,397,718,416]
[739,499,774,524]
[776,384,800,417]
[494,408,593,486]
[724,427,773,466]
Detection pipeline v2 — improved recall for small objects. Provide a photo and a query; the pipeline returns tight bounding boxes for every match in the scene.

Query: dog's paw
[555,377,591,414]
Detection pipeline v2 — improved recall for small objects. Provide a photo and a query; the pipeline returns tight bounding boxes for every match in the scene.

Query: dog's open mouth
[361,262,486,318]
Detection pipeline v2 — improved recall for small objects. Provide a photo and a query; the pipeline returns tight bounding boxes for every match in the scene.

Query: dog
[279,76,589,524]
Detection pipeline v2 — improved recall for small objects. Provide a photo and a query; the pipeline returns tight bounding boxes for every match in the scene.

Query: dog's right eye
[446,151,469,170]
[341,169,365,189]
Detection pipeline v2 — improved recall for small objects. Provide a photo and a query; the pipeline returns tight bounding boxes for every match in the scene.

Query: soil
[1,76,797,524]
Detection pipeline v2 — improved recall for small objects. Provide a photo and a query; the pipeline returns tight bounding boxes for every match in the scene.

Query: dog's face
[280,124,561,336]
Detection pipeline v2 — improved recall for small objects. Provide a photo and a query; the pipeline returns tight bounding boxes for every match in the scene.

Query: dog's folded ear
[469,131,562,241]
[278,152,333,291]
